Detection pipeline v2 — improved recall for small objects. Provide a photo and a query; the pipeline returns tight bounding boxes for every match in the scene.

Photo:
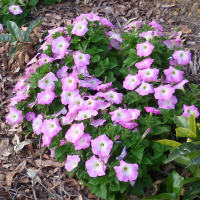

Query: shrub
[6,13,200,199]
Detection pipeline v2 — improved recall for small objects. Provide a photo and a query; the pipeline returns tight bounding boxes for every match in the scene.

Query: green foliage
[0,18,41,58]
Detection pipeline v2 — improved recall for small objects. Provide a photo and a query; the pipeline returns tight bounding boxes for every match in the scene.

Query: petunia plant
[6,13,200,199]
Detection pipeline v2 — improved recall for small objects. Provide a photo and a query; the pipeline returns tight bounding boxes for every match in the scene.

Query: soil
[0,0,200,199]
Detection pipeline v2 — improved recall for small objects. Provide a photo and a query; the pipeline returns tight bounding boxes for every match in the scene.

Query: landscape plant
[6,13,200,199]
[0,18,41,58]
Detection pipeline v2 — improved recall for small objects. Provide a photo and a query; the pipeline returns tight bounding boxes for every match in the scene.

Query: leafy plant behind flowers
[0,18,42,58]
[6,13,200,199]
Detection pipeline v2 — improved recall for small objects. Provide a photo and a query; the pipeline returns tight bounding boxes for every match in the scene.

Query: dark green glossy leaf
[187,155,200,167]
[183,180,200,200]
[165,142,200,164]
[166,171,184,195]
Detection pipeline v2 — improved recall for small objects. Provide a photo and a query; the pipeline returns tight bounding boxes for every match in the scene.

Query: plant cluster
[6,13,200,199]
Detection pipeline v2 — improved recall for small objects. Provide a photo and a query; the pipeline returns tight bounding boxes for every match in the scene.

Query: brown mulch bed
[0,0,200,199]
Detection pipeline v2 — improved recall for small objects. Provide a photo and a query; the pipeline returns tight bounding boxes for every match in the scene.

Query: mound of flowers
[6,13,200,199]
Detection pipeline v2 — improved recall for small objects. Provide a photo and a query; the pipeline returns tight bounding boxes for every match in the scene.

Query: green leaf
[187,155,200,167]
[28,0,39,6]
[142,193,176,200]
[24,18,42,42]
[165,142,200,164]
[189,114,197,137]
[6,21,23,41]
[155,139,181,147]
[166,171,184,195]
[183,180,200,200]
[176,127,196,138]
[106,71,116,82]
[0,33,15,42]
[175,116,189,128]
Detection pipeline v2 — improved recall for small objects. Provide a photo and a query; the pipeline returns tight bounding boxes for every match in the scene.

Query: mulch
[0,0,200,199]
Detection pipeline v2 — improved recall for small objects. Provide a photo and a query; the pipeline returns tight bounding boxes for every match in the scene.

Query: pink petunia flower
[62,73,78,91]
[136,41,154,57]
[139,31,154,41]
[71,19,88,36]
[6,107,23,126]
[114,160,139,182]
[96,100,111,110]
[68,95,84,109]
[41,118,62,137]
[25,112,36,121]
[95,82,112,91]
[85,155,106,177]
[74,133,91,150]
[136,82,154,96]
[182,104,199,118]
[38,54,53,66]
[172,50,191,65]
[65,123,84,143]
[103,91,122,104]
[138,68,159,82]
[82,98,97,110]
[0,24,3,31]
[37,89,56,105]
[173,80,189,90]
[144,107,161,115]
[116,146,127,160]
[154,84,175,100]
[56,66,68,79]
[164,66,184,83]
[32,114,43,135]
[123,74,141,90]
[107,31,123,42]
[124,20,142,29]
[163,39,182,49]
[73,51,90,67]
[118,121,138,130]
[42,134,52,147]
[128,109,141,120]
[61,90,79,105]
[9,5,23,15]
[149,20,163,32]
[91,135,113,158]
[99,17,115,28]
[38,72,58,90]
[158,96,177,110]
[51,36,70,58]
[75,109,98,121]
[110,108,132,123]
[91,119,106,128]
[135,58,154,70]
[65,155,80,172]
[79,77,101,90]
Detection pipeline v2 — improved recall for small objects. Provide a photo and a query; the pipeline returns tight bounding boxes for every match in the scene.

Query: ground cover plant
[6,13,200,199]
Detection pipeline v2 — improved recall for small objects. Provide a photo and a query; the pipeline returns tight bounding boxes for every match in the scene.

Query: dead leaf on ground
[14,139,33,152]
[179,25,192,34]
[6,160,26,186]
[0,138,12,157]
[35,159,65,168]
